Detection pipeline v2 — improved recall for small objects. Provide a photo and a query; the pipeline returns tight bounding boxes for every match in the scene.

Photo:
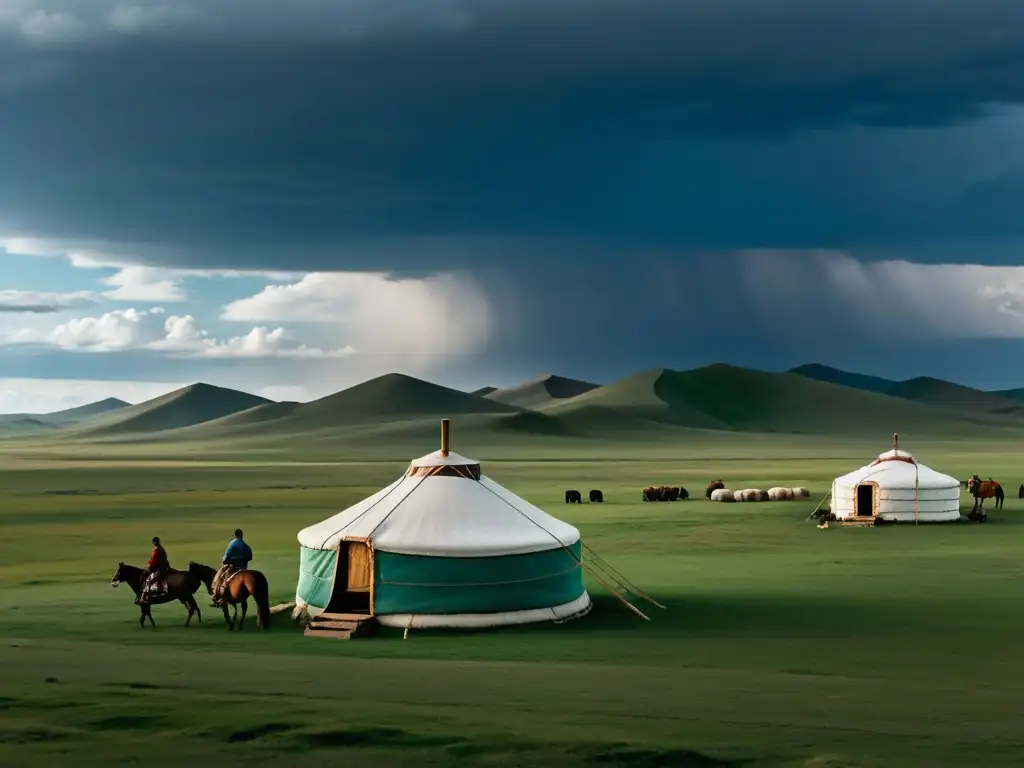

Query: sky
[3,0,1024,412]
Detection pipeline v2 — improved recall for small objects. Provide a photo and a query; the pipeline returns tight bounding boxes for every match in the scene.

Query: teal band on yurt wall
[296,546,338,610]
[373,540,585,615]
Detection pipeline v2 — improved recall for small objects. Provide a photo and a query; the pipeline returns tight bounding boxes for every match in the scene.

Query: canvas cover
[831,448,961,521]
[297,474,580,557]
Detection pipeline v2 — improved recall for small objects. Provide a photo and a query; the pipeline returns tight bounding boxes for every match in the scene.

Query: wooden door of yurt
[327,538,374,615]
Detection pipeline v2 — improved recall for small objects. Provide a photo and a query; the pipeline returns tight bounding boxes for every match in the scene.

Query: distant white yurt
[830,434,961,523]
[295,420,591,629]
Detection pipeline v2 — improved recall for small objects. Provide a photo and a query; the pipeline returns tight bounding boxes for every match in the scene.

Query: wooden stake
[441,419,450,457]
[583,564,650,621]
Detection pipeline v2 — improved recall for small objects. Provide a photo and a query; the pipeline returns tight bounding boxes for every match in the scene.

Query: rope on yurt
[915,460,920,526]
[363,476,430,540]
[806,491,832,522]
[580,544,666,609]
[379,564,583,588]
[475,480,651,621]
[317,475,408,548]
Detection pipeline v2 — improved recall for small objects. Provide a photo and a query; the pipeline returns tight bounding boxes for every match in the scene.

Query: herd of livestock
[563,481,811,504]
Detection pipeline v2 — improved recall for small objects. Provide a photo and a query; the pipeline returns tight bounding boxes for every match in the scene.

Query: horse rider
[137,536,170,605]
[211,529,253,607]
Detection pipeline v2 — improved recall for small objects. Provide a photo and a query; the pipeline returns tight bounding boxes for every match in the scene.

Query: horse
[188,562,272,631]
[966,477,1004,516]
[109,562,203,629]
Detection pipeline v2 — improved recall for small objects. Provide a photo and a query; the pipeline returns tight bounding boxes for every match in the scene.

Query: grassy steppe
[1,433,1022,767]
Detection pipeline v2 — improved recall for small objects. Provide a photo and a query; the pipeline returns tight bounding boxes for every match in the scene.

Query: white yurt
[830,434,961,523]
[295,420,592,629]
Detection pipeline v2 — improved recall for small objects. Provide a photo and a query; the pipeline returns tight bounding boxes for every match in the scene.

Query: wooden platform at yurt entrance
[304,612,376,640]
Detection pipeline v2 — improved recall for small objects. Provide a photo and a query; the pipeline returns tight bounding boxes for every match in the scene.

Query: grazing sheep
[642,485,663,502]
[589,489,604,503]
[756,489,770,502]
[710,488,735,503]
[746,488,765,502]
[767,487,794,501]
[736,488,760,502]
[565,489,582,504]
[678,487,689,500]
[734,489,748,502]
[705,480,725,499]
[789,487,810,499]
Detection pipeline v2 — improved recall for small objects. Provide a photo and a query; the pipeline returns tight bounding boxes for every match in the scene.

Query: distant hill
[156,373,521,442]
[993,388,1024,402]
[471,386,498,396]
[485,375,599,410]
[0,396,131,434]
[65,383,271,437]
[886,377,1024,417]
[0,415,63,435]
[788,364,898,394]
[547,363,997,436]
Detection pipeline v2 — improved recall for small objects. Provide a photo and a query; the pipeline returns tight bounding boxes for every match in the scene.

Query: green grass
[1,435,1023,767]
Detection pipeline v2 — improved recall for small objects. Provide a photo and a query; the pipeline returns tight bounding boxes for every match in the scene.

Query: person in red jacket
[137,536,170,605]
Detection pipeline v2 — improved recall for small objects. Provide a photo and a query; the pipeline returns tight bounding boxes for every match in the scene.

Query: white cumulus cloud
[221,271,493,359]
[0,289,96,313]
[4,307,351,358]
[100,265,186,302]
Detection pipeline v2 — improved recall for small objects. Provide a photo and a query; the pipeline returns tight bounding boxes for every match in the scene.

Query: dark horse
[188,562,272,631]
[110,562,203,628]
[967,477,1004,517]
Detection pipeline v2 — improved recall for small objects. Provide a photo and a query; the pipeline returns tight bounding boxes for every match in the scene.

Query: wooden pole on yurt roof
[441,418,450,457]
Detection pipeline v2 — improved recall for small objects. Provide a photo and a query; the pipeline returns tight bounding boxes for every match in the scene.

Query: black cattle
[565,489,582,504]
[1018,483,1023,499]
[589,489,604,503]
[678,487,689,500]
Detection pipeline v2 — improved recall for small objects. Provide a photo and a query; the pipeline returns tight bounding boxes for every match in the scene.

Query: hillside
[993,388,1024,402]
[471,386,498,396]
[64,383,271,437]
[0,396,131,435]
[485,375,599,410]
[42,397,131,423]
[788,364,898,394]
[548,363,999,436]
[155,373,521,442]
[886,377,1024,417]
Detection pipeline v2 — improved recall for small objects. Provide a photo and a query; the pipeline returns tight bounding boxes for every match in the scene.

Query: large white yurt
[295,420,591,629]
[830,434,961,523]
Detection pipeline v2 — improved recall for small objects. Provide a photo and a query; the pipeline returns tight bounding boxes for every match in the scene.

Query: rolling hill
[471,386,498,396]
[790,365,1024,419]
[485,375,598,410]
[0,397,131,434]
[885,377,1024,417]
[146,373,523,444]
[787,364,898,394]
[547,363,1003,437]
[993,387,1024,402]
[63,383,272,437]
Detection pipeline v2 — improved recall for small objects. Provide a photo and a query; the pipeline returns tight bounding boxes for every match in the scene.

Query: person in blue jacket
[211,529,253,607]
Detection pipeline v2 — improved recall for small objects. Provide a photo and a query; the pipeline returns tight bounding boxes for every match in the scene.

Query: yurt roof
[833,436,958,490]
[297,420,580,557]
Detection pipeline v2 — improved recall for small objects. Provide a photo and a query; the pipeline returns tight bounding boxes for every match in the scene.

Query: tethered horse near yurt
[294,419,661,639]
[966,476,1004,517]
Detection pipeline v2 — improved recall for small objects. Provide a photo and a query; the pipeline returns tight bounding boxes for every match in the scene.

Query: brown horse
[110,563,203,628]
[188,562,271,631]
[967,477,1004,516]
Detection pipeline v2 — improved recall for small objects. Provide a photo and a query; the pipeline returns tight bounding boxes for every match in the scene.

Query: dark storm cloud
[2,0,1024,271]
